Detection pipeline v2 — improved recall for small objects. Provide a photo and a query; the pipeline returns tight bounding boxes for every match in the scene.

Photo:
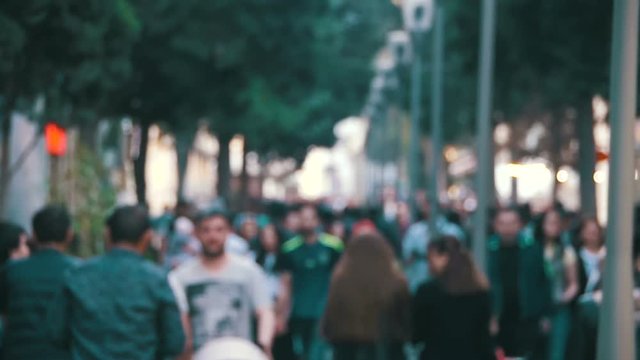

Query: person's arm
[274,251,294,335]
[250,265,276,354]
[157,275,186,358]
[276,272,292,334]
[168,272,193,359]
[256,307,276,355]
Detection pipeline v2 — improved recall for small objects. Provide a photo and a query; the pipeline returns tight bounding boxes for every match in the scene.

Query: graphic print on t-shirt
[186,280,250,349]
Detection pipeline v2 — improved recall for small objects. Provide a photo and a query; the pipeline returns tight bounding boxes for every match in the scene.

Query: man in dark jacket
[0,205,77,360]
[47,205,185,360]
[487,207,551,359]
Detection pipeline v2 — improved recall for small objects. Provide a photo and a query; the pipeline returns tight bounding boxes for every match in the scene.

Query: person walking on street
[276,204,344,360]
[413,236,495,360]
[0,220,31,358]
[487,207,551,359]
[169,211,274,358]
[322,232,410,360]
[402,198,466,292]
[1,205,77,360]
[0,221,30,267]
[47,205,185,360]
[573,218,606,297]
[256,223,296,360]
[535,209,579,360]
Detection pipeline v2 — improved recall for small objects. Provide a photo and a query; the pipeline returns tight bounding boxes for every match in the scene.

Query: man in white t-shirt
[169,211,274,358]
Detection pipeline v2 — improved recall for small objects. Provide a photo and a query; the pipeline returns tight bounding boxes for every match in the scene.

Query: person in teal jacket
[487,207,551,359]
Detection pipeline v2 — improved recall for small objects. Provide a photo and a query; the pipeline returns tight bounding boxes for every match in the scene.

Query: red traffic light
[45,122,67,157]
[595,150,609,162]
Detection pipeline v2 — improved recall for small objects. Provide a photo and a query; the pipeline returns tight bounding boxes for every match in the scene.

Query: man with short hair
[0,204,77,359]
[47,205,185,360]
[487,207,551,359]
[169,211,274,357]
[276,204,343,360]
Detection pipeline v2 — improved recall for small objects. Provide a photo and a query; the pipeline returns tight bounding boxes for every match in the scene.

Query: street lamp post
[429,5,445,235]
[596,0,638,358]
[472,0,497,272]
[403,0,434,217]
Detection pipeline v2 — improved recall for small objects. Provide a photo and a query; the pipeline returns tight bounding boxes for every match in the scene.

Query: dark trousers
[498,317,542,358]
[332,341,405,360]
[289,318,328,360]
[274,331,297,360]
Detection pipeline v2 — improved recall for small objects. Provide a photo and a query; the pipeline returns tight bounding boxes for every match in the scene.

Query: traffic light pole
[596,0,638,358]
[472,0,497,272]
[429,6,445,236]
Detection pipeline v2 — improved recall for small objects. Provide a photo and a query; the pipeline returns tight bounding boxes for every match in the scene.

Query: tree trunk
[134,121,150,206]
[78,119,99,151]
[216,134,231,203]
[550,111,563,202]
[578,101,597,217]
[175,130,194,201]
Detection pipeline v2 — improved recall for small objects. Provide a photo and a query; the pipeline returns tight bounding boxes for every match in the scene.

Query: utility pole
[403,0,433,219]
[429,5,445,235]
[409,33,423,217]
[596,0,638,358]
[472,0,497,271]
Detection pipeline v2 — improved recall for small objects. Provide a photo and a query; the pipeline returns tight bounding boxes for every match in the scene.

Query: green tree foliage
[0,0,139,212]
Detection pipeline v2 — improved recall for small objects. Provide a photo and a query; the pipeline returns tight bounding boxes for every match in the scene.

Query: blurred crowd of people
[0,190,639,360]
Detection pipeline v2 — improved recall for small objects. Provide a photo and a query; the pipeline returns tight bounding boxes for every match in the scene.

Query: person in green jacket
[0,205,77,360]
[487,207,552,359]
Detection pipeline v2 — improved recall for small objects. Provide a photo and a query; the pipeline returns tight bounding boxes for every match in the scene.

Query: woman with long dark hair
[573,218,606,296]
[322,232,410,360]
[534,209,579,360]
[412,236,495,360]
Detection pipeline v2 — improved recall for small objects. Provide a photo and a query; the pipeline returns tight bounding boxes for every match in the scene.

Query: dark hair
[106,205,151,243]
[194,210,230,227]
[0,221,27,265]
[428,236,489,294]
[32,204,71,244]
[533,208,563,245]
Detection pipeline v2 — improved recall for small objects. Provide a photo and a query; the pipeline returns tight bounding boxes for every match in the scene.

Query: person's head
[427,236,489,294]
[259,224,279,253]
[283,206,301,232]
[32,204,73,246]
[0,221,30,265]
[493,206,524,243]
[195,211,231,259]
[397,201,411,226]
[237,214,259,241]
[299,204,320,236]
[414,190,431,220]
[577,218,604,250]
[106,205,152,251]
[328,219,346,239]
[535,208,564,244]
